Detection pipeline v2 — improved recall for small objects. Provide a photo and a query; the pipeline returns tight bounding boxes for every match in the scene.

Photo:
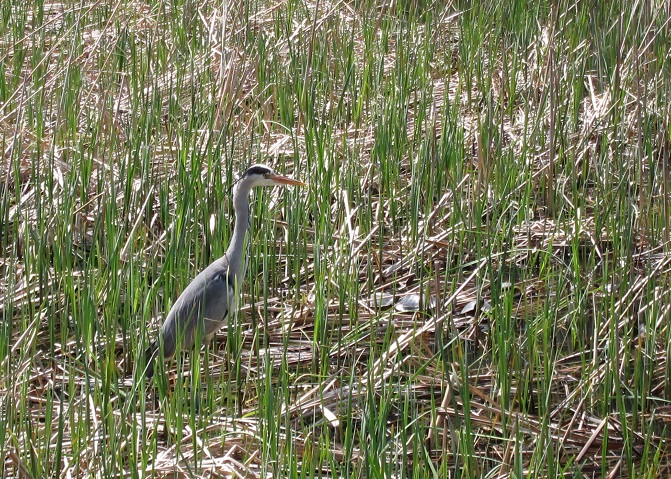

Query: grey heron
[144,164,304,378]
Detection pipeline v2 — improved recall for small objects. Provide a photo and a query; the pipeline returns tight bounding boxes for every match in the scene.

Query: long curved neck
[224,182,253,283]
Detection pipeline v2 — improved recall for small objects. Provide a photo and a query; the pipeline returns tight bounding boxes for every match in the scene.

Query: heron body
[145,164,304,378]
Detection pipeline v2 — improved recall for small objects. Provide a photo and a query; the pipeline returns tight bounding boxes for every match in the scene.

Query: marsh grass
[2,0,671,477]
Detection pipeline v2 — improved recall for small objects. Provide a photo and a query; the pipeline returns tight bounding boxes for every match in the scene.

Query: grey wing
[201,272,236,337]
[161,270,234,357]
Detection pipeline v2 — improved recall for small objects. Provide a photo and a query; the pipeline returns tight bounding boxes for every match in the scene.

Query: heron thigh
[204,318,226,338]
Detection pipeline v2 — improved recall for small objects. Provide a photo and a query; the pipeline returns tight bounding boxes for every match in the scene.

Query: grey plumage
[145,164,304,378]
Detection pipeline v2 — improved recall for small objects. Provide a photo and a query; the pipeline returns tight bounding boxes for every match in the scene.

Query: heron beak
[268,173,306,187]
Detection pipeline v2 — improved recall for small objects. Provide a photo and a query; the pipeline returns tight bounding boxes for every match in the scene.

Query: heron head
[242,164,305,188]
